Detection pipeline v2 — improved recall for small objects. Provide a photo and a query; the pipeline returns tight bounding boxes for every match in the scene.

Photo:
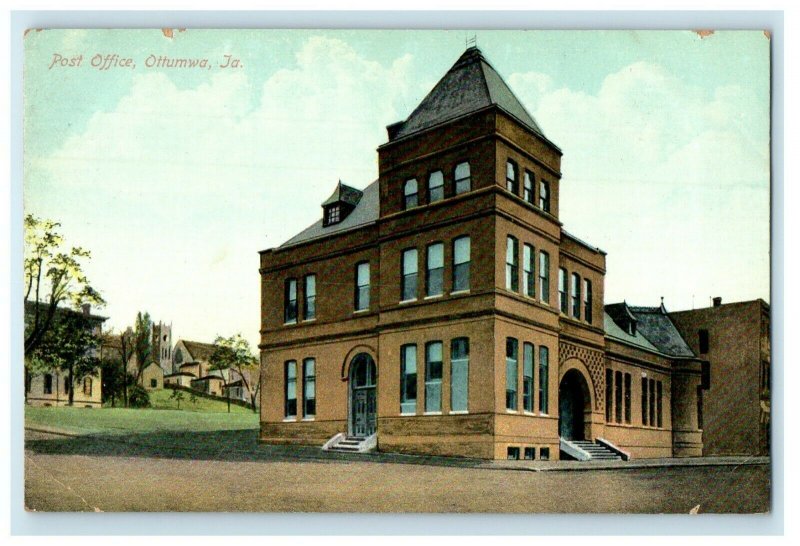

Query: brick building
[258,47,704,460]
[670,298,770,456]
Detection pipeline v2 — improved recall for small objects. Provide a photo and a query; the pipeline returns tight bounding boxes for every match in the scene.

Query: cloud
[26,36,415,345]
[509,61,770,308]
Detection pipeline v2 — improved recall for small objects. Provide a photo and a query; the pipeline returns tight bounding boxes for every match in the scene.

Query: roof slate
[605,303,695,358]
[322,181,363,207]
[180,340,217,362]
[280,179,379,248]
[390,47,544,140]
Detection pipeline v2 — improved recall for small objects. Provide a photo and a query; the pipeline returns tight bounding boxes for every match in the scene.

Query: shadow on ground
[24,428,484,468]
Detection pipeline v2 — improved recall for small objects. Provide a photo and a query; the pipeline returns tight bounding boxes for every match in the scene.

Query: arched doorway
[559,369,591,441]
[349,353,377,437]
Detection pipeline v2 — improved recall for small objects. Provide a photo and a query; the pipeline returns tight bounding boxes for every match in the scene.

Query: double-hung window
[450,338,469,412]
[584,279,593,324]
[539,251,550,304]
[284,361,297,418]
[454,162,471,195]
[523,342,534,412]
[506,236,519,291]
[614,370,623,423]
[452,236,470,292]
[426,243,444,297]
[571,273,581,319]
[539,180,550,212]
[506,338,518,410]
[558,268,568,314]
[303,274,316,320]
[506,160,518,194]
[401,248,418,301]
[539,346,549,413]
[428,171,444,203]
[425,341,443,413]
[284,279,298,324]
[404,179,418,209]
[523,244,535,298]
[355,262,370,311]
[400,345,417,414]
[523,171,535,204]
[303,358,316,418]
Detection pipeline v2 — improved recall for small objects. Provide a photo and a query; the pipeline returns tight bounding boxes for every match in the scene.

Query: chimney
[712,297,722,308]
[81,303,91,316]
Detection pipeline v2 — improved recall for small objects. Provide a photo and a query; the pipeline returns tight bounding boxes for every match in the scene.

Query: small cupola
[321,180,363,227]
[607,302,639,336]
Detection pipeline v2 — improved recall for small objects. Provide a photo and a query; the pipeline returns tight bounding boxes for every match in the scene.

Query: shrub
[128,385,151,408]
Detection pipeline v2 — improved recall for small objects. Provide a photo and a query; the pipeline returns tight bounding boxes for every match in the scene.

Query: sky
[23,29,771,349]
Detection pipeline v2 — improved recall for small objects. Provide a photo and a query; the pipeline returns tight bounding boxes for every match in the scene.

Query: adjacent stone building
[670,298,770,456]
[258,47,705,460]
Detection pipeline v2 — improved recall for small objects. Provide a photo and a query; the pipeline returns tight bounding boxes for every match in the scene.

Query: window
[523,244,535,297]
[539,180,550,212]
[624,373,631,424]
[64,377,70,395]
[450,338,469,412]
[584,279,593,324]
[426,243,444,297]
[428,171,444,203]
[539,251,550,304]
[43,374,52,394]
[523,171,535,204]
[506,160,518,194]
[558,268,568,313]
[303,358,316,418]
[325,205,341,226]
[524,447,535,460]
[507,447,520,460]
[641,377,648,426]
[355,262,370,311]
[697,386,704,429]
[401,248,418,301]
[699,329,709,354]
[303,274,316,320]
[452,236,470,292]
[539,346,549,413]
[523,343,534,412]
[605,368,613,422]
[540,447,550,460]
[656,380,663,428]
[400,345,418,414]
[454,162,471,195]
[83,377,93,396]
[506,338,518,410]
[425,342,443,413]
[284,278,298,324]
[571,273,581,319]
[404,178,418,209]
[506,236,519,291]
[614,370,623,423]
[649,378,656,427]
[285,361,297,418]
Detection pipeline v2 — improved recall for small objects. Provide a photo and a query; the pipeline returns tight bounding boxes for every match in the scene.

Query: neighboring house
[172,339,217,378]
[140,361,164,391]
[164,372,196,388]
[191,375,225,396]
[25,302,106,408]
[258,46,704,460]
[670,298,771,456]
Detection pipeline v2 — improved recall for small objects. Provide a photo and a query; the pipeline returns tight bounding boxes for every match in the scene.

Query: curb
[486,457,771,473]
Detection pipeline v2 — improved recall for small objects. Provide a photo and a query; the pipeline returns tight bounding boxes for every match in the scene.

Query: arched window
[428,171,444,203]
[454,162,471,194]
[175,348,183,364]
[83,377,93,396]
[404,179,418,209]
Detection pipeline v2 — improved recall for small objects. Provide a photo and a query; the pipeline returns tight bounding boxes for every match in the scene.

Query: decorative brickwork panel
[559,341,606,410]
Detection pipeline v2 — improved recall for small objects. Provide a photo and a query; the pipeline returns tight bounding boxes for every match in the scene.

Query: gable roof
[179,340,217,362]
[280,179,379,248]
[605,302,695,358]
[389,47,545,141]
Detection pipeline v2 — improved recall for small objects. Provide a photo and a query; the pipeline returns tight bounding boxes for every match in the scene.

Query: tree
[24,214,104,356]
[132,312,153,382]
[209,334,260,412]
[29,311,101,406]
[169,388,185,410]
[118,327,136,407]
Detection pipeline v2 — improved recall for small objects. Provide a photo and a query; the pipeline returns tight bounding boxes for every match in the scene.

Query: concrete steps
[569,440,623,461]
[322,433,377,454]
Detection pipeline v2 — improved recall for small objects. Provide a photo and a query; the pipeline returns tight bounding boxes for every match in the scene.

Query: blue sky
[23,29,771,347]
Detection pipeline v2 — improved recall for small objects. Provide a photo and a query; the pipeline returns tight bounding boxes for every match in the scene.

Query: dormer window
[321,180,363,227]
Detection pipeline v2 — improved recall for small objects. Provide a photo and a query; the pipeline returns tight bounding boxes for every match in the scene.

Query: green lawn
[147,388,254,413]
[25,391,259,437]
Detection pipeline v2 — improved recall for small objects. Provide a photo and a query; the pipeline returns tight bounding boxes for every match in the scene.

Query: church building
[258,47,704,460]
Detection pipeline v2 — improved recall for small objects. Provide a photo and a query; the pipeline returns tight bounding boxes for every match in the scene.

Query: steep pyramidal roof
[322,180,363,208]
[389,46,545,141]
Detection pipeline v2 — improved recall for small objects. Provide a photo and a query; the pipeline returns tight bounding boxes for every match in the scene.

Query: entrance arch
[558,368,592,440]
[348,353,377,437]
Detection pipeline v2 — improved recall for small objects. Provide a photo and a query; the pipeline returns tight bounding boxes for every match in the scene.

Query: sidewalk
[484,455,771,472]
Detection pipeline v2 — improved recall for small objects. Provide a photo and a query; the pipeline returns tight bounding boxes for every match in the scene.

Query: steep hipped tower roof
[388,46,545,141]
